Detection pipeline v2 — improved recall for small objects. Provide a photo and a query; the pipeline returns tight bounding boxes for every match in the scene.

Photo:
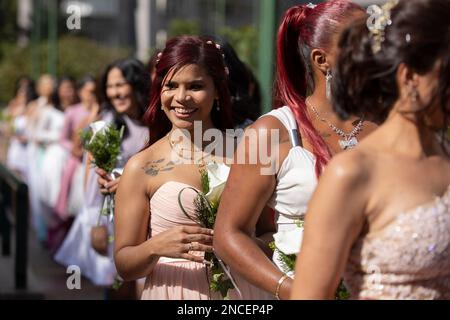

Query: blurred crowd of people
[1,0,449,301]
[0,37,262,299]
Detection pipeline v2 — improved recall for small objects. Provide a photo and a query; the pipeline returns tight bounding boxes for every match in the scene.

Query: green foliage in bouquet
[268,241,296,275]
[268,241,350,300]
[178,166,234,298]
[80,125,124,173]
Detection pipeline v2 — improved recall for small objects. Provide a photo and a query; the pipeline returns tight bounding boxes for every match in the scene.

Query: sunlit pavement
[0,226,104,300]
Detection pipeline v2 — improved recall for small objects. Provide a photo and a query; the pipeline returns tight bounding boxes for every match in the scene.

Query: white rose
[204,162,230,204]
[273,226,304,255]
[89,121,108,143]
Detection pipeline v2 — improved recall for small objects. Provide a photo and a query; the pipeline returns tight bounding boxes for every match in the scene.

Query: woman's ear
[310,48,330,74]
[397,63,419,100]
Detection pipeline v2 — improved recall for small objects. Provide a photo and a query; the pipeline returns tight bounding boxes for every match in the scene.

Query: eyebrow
[165,79,205,85]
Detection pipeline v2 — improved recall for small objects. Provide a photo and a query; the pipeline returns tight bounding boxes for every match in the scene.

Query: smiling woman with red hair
[114,36,269,300]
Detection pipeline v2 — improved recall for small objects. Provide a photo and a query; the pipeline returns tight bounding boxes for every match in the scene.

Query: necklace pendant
[339,137,358,150]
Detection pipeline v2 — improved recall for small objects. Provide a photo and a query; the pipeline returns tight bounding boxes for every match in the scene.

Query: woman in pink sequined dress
[291,0,450,300]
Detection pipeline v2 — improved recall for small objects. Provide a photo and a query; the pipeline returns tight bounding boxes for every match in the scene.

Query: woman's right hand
[151,226,214,263]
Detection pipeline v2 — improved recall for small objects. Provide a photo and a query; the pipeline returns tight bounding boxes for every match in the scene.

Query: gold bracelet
[275,274,290,300]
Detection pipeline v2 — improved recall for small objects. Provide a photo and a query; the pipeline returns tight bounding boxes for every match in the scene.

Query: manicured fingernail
[203,260,212,266]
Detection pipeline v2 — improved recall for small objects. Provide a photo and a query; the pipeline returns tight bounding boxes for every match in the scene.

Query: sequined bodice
[344,186,450,300]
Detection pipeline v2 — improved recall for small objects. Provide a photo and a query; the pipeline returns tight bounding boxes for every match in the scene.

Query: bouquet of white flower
[270,220,304,278]
[80,121,124,174]
[178,161,236,299]
[80,121,124,256]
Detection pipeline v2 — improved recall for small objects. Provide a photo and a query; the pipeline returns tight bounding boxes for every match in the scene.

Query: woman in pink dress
[49,76,98,254]
[54,76,97,217]
[291,0,450,299]
[114,36,271,300]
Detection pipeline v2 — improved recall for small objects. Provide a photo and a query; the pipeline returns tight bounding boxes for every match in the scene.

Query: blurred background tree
[0,0,19,60]
[167,19,258,73]
[168,19,201,37]
[0,36,130,104]
[219,25,258,73]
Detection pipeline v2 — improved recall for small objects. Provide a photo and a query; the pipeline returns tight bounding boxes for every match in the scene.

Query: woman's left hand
[96,168,121,195]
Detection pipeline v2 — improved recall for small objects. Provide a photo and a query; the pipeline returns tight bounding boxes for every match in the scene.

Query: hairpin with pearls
[366,0,399,54]
[206,40,229,76]
[155,52,163,65]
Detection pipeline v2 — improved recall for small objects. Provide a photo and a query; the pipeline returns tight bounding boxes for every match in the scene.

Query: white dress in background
[26,97,57,242]
[37,106,67,209]
[55,113,149,286]
[6,115,28,178]
[261,106,318,277]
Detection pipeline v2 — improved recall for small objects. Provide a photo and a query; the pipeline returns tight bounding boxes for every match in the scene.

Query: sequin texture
[344,186,450,299]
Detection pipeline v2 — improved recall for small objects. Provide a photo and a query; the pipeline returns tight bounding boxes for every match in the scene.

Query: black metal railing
[0,162,28,289]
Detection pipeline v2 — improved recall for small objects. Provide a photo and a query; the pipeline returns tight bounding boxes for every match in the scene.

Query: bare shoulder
[250,114,284,131]
[322,149,372,189]
[241,112,291,149]
[122,147,153,179]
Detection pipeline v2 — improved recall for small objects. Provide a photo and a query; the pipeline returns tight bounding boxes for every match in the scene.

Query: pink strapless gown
[141,181,274,300]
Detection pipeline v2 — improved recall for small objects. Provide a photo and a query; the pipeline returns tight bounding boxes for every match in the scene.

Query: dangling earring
[410,87,418,103]
[216,99,220,111]
[325,69,332,101]
[161,105,164,110]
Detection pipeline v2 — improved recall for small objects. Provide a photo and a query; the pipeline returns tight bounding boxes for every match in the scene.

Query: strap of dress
[262,106,300,148]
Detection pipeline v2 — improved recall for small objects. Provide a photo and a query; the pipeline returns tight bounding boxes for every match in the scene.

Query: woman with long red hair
[214,0,377,300]
[114,36,270,299]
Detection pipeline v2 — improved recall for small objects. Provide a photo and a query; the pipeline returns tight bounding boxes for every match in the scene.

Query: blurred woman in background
[5,76,37,178]
[55,58,150,299]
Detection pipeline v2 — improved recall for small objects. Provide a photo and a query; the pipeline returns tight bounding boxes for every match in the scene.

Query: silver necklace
[306,99,364,150]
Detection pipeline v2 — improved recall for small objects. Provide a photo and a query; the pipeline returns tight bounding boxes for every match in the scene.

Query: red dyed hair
[273,0,364,177]
[143,36,233,146]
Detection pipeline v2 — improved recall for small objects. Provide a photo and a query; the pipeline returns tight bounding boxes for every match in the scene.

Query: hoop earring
[325,69,332,101]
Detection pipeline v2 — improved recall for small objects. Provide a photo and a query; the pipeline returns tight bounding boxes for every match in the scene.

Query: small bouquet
[269,220,304,278]
[269,220,350,300]
[80,121,123,255]
[178,162,236,299]
[80,121,123,174]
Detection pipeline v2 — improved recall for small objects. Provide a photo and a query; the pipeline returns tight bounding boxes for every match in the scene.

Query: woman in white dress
[55,59,150,293]
[291,0,450,299]
[214,0,377,300]
[6,76,37,179]
[24,74,58,244]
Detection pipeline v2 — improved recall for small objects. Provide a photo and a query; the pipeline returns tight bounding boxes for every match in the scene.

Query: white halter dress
[262,106,318,277]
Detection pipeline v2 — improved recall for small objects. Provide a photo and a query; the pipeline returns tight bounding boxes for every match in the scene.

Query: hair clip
[156,52,163,64]
[405,33,411,43]
[306,3,316,9]
[366,0,399,54]
[206,40,222,51]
